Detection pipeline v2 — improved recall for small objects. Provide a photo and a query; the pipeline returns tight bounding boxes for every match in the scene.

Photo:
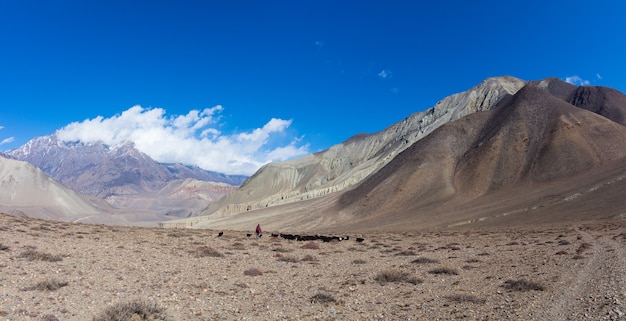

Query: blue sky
[1,1,625,175]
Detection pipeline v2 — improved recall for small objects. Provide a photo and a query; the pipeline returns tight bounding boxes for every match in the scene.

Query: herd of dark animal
[218,231,364,243]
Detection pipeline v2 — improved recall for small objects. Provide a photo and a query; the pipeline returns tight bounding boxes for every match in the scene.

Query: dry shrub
[167,232,188,238]
[374,270,422,285]
[92,300,169,321]
[19,249,63,262]
[395,250,417,256]
[576,242,592,254]
[352,259,367,264]
[300,242,320,250]
[42,315,59,321]
[310,292,336,304]
[244,268,263,276]
[230,242,246,250]
[445,294,486,304]
[502,279,545,292]
[301,254,316,262]
[428,267,458,275]
[278,256,299,263]
[411,257,439,264]
[21,279,68,291]
[193,246,224,258]
[272,247,292,253]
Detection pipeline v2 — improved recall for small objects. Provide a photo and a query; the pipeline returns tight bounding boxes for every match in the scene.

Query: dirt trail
[541,225,626,320]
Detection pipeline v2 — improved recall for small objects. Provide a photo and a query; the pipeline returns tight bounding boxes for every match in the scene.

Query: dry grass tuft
[300,242,320,250]
[576,242,592,254]
[411,257,439,264]
[445,294,486,304]
[193,246,224,258]
[278,256,299,263]
[374,269,422,285]
[243,268,263,276]
[272,247,293,253]
[502,279,545,292]
[301,254,316,262]
[19,249,63,262]
[92,300,169,321]
[428,267,458,275]
[21,278,68,291]
[352,259,367,264]
[310,292,336,304]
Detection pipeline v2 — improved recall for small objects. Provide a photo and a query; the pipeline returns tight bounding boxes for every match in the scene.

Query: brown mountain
[178,78,626,232]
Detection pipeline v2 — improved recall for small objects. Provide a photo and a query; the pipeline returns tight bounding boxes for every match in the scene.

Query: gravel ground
[0,213,624,321]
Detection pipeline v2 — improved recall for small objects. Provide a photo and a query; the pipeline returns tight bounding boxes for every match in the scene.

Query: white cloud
[378,69,392,79]
[56,105,309,176]
[564,75,591,86]
[0,126,13,146]
[0,137,14,146]
[596,73,602,80]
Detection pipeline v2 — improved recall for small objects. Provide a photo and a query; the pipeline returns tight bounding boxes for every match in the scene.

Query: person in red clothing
[255,224,263,239]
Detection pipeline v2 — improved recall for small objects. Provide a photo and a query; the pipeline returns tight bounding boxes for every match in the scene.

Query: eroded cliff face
[198,76,526,218]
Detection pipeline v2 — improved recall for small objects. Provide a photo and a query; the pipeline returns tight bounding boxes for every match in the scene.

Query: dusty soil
[0,213,625,320]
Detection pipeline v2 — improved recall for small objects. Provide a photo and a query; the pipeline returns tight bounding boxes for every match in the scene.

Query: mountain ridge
[175,76,626,232]
[198,76,527,218]
[7,134,246,217]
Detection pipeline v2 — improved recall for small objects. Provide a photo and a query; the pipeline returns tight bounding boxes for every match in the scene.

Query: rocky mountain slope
[199,76,526,218]
[178,77,626,232]
[7,135,246,217]
[0,155,109,221]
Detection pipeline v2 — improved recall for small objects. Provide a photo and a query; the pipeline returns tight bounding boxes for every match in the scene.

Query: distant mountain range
[5,134,246,219]
[2,75,625,231]
[170,76,626,232]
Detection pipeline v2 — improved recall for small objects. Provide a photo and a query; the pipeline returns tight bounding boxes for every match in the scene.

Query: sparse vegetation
[411,257,439,264]
[192,246,224,258]
[19,249,63,262]
[502,279,545,292]
[352,259,367,264]
[230,242,246,250]
[21,278,68,291]
[272,247,292,253]
[428,267,459,275]
[300,242,320,250]
[92,300,169,321]
[278,256,299,263]
[445,294,486,304]
[374,269,422,285]
[244,268,263,276]
[576,242,592,254]
[310,292,336,304]
[301,254,316,262]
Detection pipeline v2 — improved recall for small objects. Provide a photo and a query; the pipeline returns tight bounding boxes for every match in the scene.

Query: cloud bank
[56,105,309,176]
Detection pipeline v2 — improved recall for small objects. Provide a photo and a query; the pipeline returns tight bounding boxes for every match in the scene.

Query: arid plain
[1,213,625,320]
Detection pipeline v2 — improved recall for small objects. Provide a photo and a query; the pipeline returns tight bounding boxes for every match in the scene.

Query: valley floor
[0,213,625,320]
